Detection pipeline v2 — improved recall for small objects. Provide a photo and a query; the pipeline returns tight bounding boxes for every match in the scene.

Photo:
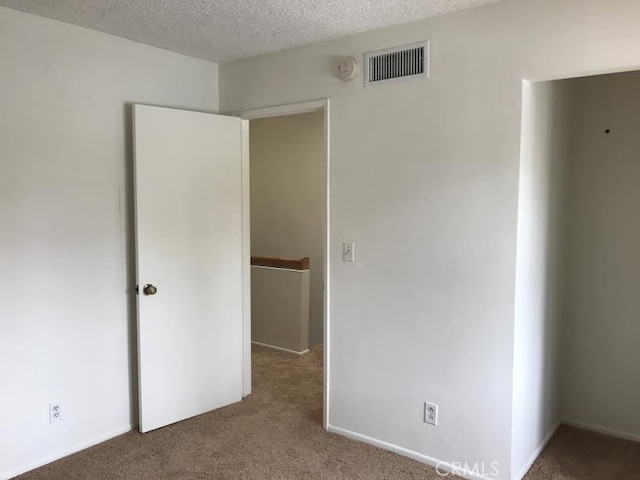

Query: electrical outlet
[424,402,438,426]
[49,402,62,424]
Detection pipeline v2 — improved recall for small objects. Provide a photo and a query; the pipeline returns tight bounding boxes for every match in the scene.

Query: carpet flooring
[15,345,640,480]
[523,425,640,480]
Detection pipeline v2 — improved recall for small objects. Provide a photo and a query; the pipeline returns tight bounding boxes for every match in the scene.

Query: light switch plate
[343,242,355,262]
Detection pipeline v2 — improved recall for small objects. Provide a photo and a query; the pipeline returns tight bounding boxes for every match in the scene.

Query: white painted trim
[131,106,144,430]
[239,98,331,431]
[322,99,331,431]
[241,119,252,398]
[3,424,134,480]
[251,341,309,356]
[327,425,493,480]
[251,265,310,273]
[238,99,327,120]
[527,64,640,83]
[563,420,640,444]
[512,421,561,480]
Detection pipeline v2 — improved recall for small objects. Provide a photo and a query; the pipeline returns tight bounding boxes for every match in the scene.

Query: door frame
[238,99,331,430]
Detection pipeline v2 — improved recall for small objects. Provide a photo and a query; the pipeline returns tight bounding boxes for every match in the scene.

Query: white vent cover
[364,41,429,86]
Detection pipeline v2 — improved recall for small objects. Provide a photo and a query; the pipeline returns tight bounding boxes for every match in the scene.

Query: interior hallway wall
[0,7,218,479]
[512,79,572,479]
[249,112,325,346]
[559,71,640,440]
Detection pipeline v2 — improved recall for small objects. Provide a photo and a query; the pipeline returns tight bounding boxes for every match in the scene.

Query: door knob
[143,284,158,295]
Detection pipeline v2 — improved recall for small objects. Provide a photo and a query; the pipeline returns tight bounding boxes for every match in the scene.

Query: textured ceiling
[0,0,500,62]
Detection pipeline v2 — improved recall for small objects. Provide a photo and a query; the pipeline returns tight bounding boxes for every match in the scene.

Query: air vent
[364,41,429,86]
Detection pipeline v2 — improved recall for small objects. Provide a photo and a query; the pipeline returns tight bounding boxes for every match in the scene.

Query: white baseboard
[563,419,640,444]
[251,341,309,356]
[327,424,493,480]
[512,421,561,480]
[4,424,135,480]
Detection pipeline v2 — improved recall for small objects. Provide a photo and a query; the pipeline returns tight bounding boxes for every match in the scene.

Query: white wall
[511,80,571,480]
[560,71,640,440]
[513,71,640,478]
[0,7,218,479]
[220,1,640,478]
[249,112,325,346]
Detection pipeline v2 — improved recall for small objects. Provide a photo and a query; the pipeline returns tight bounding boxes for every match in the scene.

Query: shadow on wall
[123,103,139,425]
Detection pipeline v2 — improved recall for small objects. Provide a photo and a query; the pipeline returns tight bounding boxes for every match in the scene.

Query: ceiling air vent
[364,41,429,86]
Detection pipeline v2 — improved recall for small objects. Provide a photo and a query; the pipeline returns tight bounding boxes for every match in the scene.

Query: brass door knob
[143,284,158,295]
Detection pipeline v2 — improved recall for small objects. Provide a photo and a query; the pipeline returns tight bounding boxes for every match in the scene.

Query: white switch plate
[424,402,438,426]
[342,242,355,262]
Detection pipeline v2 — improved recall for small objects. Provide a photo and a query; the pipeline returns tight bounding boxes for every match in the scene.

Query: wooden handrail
[251,256,310,270]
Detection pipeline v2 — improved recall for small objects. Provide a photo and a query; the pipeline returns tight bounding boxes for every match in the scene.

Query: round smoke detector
[337,57,358,81]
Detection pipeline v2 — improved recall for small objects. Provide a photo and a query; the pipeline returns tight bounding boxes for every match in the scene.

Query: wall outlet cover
[424,401,438,426]
[49,402,62,424]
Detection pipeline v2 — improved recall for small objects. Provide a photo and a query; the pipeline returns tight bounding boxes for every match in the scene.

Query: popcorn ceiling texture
[0,0,499,62]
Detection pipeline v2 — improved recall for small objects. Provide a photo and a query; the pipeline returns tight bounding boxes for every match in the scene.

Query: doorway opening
[513,70,640,479]
[240,100,330,429]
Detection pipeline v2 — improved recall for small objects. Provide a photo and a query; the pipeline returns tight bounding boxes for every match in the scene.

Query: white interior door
[133,105,245,433]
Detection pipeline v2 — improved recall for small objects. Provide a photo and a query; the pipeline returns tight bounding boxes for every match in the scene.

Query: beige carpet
[15,346,640,480]
[523,425,640,480]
